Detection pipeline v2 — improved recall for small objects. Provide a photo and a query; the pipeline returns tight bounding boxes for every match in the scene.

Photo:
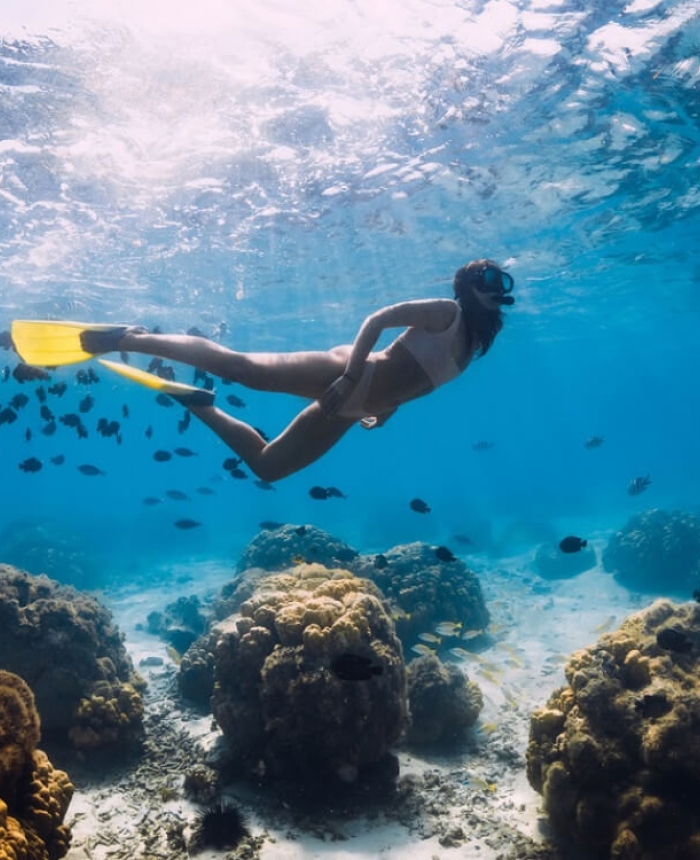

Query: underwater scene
[2,0,700,858]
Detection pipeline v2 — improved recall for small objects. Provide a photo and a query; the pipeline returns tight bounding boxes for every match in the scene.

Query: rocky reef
[526,599,700,859]
[211,562,407,789]
[0,670,74,860]
[235,524,359,575]
[0,565,145,751]
[405,654,483,746]
[602,508,700,594]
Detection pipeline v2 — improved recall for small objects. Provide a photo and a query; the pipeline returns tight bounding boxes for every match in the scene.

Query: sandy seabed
[61,543,648,860]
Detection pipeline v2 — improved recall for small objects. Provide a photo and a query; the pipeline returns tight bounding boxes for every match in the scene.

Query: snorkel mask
[474,262,515,306]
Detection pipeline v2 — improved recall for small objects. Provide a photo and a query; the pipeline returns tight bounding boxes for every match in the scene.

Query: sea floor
[61,544,650,860]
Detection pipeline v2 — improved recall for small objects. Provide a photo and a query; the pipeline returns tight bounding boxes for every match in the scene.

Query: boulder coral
[526,599,700,860]
[603,508,700,594]
[0,565,145,751]
[0,670,73,860]
[405,654,483,746]
[211,563,407,787]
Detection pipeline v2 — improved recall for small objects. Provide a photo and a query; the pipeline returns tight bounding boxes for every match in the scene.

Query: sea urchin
[190,800,249,853]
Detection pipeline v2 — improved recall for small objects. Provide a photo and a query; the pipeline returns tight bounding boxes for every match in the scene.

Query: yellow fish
[479,722,498,735]
[593,615,617,633]
[461,628,485,641]
[435,621,462,637]
[411,643,437,657]
[448,647,478,661]
[418,632,442,645]
[470,776,497,793]
[166,645,182,665]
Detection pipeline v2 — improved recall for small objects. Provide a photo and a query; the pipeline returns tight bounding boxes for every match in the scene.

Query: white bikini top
[395,301,464,389]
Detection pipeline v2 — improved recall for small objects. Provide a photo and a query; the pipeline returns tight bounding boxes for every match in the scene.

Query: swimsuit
[336,302,464,421]
[394,301,463,388]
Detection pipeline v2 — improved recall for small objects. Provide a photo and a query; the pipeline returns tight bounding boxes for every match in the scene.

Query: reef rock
[0,565,145,751]
[0,670,74,860]
[405,654,483,746]
[602,508,700,594]
[235,524,359,575]
[526,599,700,859]
[211,563,407,789]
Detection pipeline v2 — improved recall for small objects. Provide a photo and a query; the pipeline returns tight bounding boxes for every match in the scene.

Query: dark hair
[453,259,507,357]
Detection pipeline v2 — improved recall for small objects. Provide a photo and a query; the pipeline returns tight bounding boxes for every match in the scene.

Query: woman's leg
[189,401,356,482]
[119,331,349,400]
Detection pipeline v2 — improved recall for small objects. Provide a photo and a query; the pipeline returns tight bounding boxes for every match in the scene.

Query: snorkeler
[12,259,514,482]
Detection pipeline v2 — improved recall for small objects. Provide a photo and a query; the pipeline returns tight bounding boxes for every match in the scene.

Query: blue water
[1,0,700,582]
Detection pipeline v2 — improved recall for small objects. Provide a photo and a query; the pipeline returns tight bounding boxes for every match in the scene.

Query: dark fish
[40,405,54,422]
[156,394,174,407]
[60,413,81,428]
[35,386,47,403]
[48,382,67,397]
[122,404,129,418]
[230,468,248,479]
[254,479,275,490]
[0,407,18,425]
[1,366,9,381]
[142,496,164,506]
[309,486,329,500]
[254,426,270,442]
[157,364,176,382]
[13,363,50,382]
[174,447,197,457]
[559,535,588,554]
[19,457,42,473]
[326,486,347,499]
[87,367,99,384]
[119,351,130,364]
[330,653,383,682]
[41,421,57,436]
[166,489,189,501]
[259,520,283,530]
[79,395,94,413]
[10,393,29,410]
[153,450,173,462]
[178,411,191,434]
[196,486,216,495]
[50,455,65,465]
[434,545,456,563]
[223,457,241,470]
[76,421,88,439]
[147,357,164,373]
[584,436,605,449]
[25,428,32,442]
[628,475,651,496]
[656,627,695,654]
[451,533,473,546]
[295,526,307,536]
[186,327,206,337]
[471,440,495,452]
[174,518,201,530]
[145,425,153,439]
[410,497,431,514]
[78,464,105,476]
[374,553,389,569]
[225,393,246,408]
[76,369,89,385]
[0,330,12,349]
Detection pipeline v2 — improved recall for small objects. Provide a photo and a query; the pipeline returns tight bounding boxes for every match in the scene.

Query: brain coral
[0,671,74,860]
[602,508,700,594]
[0,565,144,751]
[526,599,700,860]
[211,563,407,787]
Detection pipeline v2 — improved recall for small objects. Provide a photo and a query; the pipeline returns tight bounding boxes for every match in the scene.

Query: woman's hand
[320,373,357,417]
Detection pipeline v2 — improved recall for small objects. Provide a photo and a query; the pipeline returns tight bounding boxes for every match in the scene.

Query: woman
[14,259,514,481]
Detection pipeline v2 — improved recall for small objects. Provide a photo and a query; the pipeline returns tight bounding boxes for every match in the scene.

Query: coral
[0,565,145,751]
[234,524,359,576]
[178,633,217,707]
[0,671,73,860]
[602,508,700,594]
[405,655,483,746]
[211,563,407,788]
[147,595,208,655]
[534,542,596,580]
[354,542,490,652]
[526,599,700,859]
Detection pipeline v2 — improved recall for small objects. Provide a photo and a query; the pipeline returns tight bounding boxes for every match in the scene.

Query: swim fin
[11,319,135,367]
[98,359,215,407]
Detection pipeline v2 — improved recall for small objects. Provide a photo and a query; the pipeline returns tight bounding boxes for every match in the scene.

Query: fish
[178,411,191,434]
[174,519,201,530]
[0,330,12,349]
[50,454,65,465]
[48,382,67,397]
[254,479,275,490]
[448,647,475,661]
[418,632,442,645]
[35,386,47,403]
[147,357,164,373]
[0,407,18,426]
[259,520,283,530]
[145,425,153,438]
[153,450,173,462]
[19,457,42,473]
[156,394,174,407]
[326,486,347,499]
[13,363,50,382]
[25,428,32,441]
[468,776,497,793]
[461,628,486,641]
[584,435,605,449]
[41,421,57,436]
[409,497,431,514]
[374,554,389,569]
[434,545,456,563]
[223,457,242,470]
[230,468,248,479]
[451,533,473,546]
[330,653,383,682]
[411,644,436,657]
[559,535,588,553]
[435,621,462,637]
[471,440,494,452]
[1,366,9,381]
[196,486,216,495]
[142,497,164,506]
[122,404,129,418]
[309,486,329,500]
[78,395,94,413]
[174,447,197,457]
[254,426,270,442]
[156,364,176,382]
[294,526,307,536]
[78,464,105,476]
[59,413,81,428]
[628,475,651,496]
[225,393,246,408]
[656,627,697,654]
[10,393,29,410]
[40,405,54,422]
[166,490,189,501]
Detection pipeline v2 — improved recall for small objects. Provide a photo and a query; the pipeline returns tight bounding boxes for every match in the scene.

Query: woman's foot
[80,325,149,355]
